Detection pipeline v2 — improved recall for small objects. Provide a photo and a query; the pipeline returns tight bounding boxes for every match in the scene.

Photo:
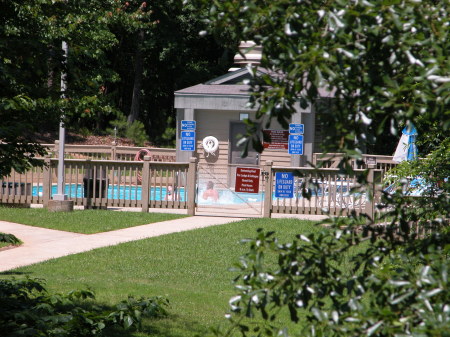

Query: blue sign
[181,131,196,151]
[181,120,196,131]
[288,135,304,155]
[275,172,294,198]
[289,123,304,134]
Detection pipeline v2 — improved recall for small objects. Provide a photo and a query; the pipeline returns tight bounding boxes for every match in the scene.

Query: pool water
[34,185,334,205]
[33,185,185,202]
[33,185,267,204]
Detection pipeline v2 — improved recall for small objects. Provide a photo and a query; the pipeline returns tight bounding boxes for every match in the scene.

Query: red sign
[235,167,261,194]
[263,130,289,149]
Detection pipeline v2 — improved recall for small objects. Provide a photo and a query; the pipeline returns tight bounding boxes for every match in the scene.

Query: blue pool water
[33,185,269,204]
[33,185,185,201]
[33,185,331,204]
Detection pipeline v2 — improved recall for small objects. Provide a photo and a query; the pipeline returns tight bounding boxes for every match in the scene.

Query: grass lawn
[0,207,187,234]
[1,218,329,337]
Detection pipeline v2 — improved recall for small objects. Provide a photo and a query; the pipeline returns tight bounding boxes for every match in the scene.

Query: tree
[0,0,138,177]
[194,0,449,335]
[104,0,235,146]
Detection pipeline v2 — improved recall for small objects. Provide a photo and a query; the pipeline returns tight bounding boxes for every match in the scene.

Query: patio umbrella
[393,123,418,162]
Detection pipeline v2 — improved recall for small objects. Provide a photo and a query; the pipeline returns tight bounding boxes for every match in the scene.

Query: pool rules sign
[235,167,261,193]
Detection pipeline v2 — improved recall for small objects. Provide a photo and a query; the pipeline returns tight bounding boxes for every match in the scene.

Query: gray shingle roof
[175,84,251,96]
[175,67,335,98]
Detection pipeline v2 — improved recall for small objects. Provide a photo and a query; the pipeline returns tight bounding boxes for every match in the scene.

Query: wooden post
[141,156,151,212]
[263,161,273,218]
[365,165,376,219]
[187,157,197,216]
[43,155,52,207]
[111,141,117,160]
[54,140,59,158]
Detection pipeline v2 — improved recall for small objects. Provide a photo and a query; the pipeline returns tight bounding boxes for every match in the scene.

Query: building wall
[194,109,292,167]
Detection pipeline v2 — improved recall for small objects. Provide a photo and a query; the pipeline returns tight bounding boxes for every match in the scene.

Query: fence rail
[0,157,191,211]
[42,142,176,162]
[312,153,398,176]
[263,161,382,218]
[1,158,384,219]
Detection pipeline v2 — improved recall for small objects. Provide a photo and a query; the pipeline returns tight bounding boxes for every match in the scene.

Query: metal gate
[195,163,264,217]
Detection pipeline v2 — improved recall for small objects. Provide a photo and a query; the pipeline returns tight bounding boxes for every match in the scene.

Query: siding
[195,109,291,167]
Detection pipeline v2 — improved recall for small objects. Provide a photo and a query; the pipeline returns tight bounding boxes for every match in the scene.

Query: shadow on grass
[0,270,32,276]
[139,314,212,337]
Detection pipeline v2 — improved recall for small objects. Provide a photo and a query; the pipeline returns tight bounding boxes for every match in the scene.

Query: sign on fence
[235,167,261,193]
[180,131,196,151]
[275,172,294,198]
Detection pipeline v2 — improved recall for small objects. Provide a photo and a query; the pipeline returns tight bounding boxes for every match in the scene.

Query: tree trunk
[128,29,144,125]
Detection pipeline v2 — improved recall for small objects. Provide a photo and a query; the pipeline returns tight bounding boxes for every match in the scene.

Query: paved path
[0,216,244,272]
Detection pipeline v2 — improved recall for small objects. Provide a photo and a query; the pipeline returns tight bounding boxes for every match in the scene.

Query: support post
[43,155,52,207]
[365,165,376,220]
[141,156,151,213]
[111,141,117,160]
[263,160,273,218]
[187,157,197,216]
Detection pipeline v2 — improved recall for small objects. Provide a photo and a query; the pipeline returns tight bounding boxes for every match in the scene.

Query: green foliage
[219,225,450,337]
[126,120,149,146]
[0,232,21,245]
[0,95,49,177]
[0,277,168,336]
[196,0,450,335]
[108,296,169,331]
[107,114,128,138]
[199,0,449,156]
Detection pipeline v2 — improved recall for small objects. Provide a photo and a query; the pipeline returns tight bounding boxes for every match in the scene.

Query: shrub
[0,232,21,245]
[0,278,168,336]
[219,222,450,336]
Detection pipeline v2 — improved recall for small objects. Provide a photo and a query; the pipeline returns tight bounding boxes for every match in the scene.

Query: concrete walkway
[0,216,244,272]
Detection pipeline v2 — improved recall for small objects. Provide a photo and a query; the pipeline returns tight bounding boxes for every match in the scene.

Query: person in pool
[202,181,219,202]
[165,185,174,201]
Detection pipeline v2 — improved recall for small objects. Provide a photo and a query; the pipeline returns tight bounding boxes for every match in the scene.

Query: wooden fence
[1,157,384,219]
[312,153,398,176]
[42,142,176,162]
[263,161,383,218]
[0,157,195,214]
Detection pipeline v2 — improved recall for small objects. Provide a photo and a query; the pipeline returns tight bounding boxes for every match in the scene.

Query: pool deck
[0,206,327,273]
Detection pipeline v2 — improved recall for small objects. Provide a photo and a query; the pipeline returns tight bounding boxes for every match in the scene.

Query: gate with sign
[196,163,264,217]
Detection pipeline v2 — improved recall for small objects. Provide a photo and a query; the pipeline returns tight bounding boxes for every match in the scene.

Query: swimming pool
[33,185,332,205]
[33,185,266,204]
[33,185,186,201]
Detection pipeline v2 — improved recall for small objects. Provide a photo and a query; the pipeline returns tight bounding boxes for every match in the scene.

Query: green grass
[0,207,187,234]
[1,218,324,337]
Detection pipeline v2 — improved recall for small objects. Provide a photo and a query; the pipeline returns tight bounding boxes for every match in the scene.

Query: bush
[0,278,168,336]
[107,115,149,146]
[0,232,21,245]
[126,121,149,146]
[219,222,450,336]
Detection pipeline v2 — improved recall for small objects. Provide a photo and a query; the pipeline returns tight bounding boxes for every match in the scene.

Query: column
[176,108,195,162]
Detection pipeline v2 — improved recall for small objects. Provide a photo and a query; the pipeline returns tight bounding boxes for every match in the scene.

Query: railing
[312,153,398,176]
[1,157,384,219]
[263,161,383,218]
[42,142,176,162]
[0,156,195,213]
